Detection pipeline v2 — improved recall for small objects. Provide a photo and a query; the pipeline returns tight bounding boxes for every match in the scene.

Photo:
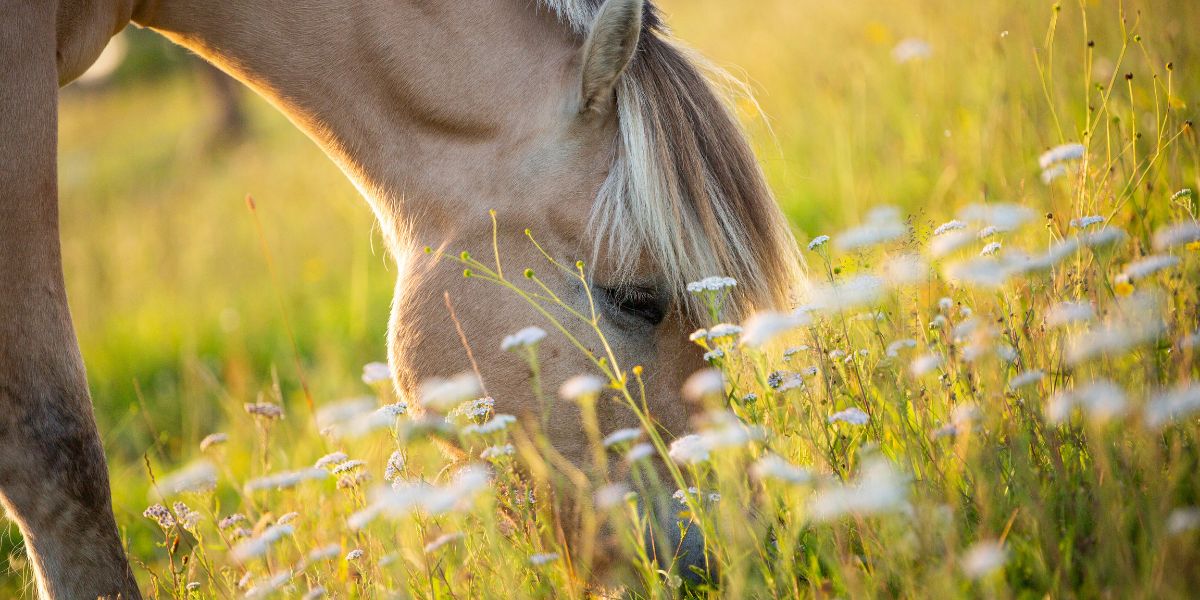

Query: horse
[0,0,798,596]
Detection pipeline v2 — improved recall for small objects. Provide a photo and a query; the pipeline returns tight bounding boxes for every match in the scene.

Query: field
[4,0,1199,596]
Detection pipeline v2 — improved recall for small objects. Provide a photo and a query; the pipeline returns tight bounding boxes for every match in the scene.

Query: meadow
[3,0,1199,596]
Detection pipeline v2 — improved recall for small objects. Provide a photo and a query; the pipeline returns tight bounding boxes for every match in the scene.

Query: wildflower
[681,369,725,402]
[218,513,247,530]
[1121,254,1181,280]
[1040,164,1068,184]
[938,297,954,312]
[1080,226,1127,248]
[156,461,218,496]
[199,433,227,452]
[807,234,830,250]
[962,541,1008,579]
[316,397,384,439]
[1153,221,1200,250]
[977,225,999,239]
[668,434,710,465]
[375,402,408,418]
[1144,384,1200,428]
[980,242,1002,256]
[345,549,364,561]
[306,544,341,563]
[782,345,808,360]
[1038,142,1086,169]
[500,326,547,351]
[752,454,812,484]
[810,458,909,520]
[419,373,482,413]
[424,532,465,553]
[302,588,327,600]
[807,275,886,313]
[277,512,299,525]
[668,412,763,465]
[230,524,295,561]
[530,553,560,566]
[186,582,201,592]
[349,465,491,528]
[702,348,724,362]
[143,504,175,529]
[460,413,517,435]
[959,203,1035,231]
[706,323,743,339]
[828,407,870,425]
[740,310,810,348]
[1007,369,1045,390]
[882,253,928,286]
[686,276,737,293]
[933,220,966,236]
[1046,379,1128,424]
[1045,301,1095,327]
[835,219,907,251]
[673,487,721,504]
[595,483,632,509]
[480,444,515,460]
[1069,216,1104,229]
[932,404,980,439]
[314,451,349,470]
[886,338,917,357]
[1066,294,1165,365]
[625,443,655,463]
[361,361,391,385]
[944,257,1013,288]
[244,571,292,598]
[331,459,366,475]
[1171,188,1195,202]
[892,38,932,63]
[930,230,975,257]
[602,427,642,448]
[450,397,495,421]
[1167,508,1200,534]
[244,468,328,493]
[244,402,284,419]
[911,353,943,377]
[384,450,405,482]
[688,328,709,342]
[172,502,201,530]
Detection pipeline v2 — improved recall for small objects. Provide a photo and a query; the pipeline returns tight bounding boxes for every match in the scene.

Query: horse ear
[579,0,643,114]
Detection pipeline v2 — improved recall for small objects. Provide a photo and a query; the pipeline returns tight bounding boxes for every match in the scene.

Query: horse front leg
[0,3,141,598]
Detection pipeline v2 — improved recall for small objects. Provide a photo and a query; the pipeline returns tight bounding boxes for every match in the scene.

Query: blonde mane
[544,0,801,320]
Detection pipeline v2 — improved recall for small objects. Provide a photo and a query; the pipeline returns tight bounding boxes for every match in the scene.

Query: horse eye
[599,285,667,326]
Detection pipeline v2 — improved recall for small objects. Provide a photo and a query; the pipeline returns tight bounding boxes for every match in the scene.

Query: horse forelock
[543,0,802,321]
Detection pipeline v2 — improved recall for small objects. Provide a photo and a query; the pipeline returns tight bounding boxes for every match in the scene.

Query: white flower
[892,38,932,63]
[244,468,328,493]
[882,254,929,286]
[349,465,491,528]
[423,532,465,554]
[980,242,1002,256]
[977,225,999,239]
[1070,215,1105,229]
[277,512,299,525]
[480,444,515,460]
[1046,301,1095,327]
[230,524,295,561]
[944,257,1014,288]
[910,353,943,377]
[1122,254,1181,280]
[807,235,830,250]
[930,230,975,257]
[384,450,406,482]
[1080,226,1127,248]
[317,397,397,439]
[530,553,560,566]
[500,326,547,351]
[1066,295,1165,365]
[1007,369,1045,390]
[419,373,482,412]
[1040,164,1068,184]
[828,407,870,426]
[835,221,907,252]
[199,433,228,452]
[331,459,366,475]
[810,458,909,520]
[702,348,725,362]
[595,483,632,509]
[806,275,886,313]
[886,338,917,357]
[706,323,743,339]
[933,220,967,236]
[302,587,327,600]
[668,434,710,465]
[345,549,364,561]
[1167,508,1200,534]
[244,571,293,599]
[1038,142,1086,169]
[751,454,812,484]
[460,413,517,435]
[1144,384,1200,429]
[306,544,341,563]
[962,540,1008,579]
[624,443,655,463]
[740,310,810,348]
[959,203,1036,231]
[1047,379,1128,424]
[602,428,643,448]
[315,452,349,470]
[156,461,218,496]
[244,402,284,419]
[673,487,720,504]
[559,374,606,400]
[686,276,737,293]
[450,397,495,420]
[361,361,391,385]
[1153,221,1200,250]
[668,412,763,465]
[681,369,725,402]
[1171,188,1195,202]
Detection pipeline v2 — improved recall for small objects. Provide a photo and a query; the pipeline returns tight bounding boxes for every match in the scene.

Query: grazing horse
[0,0,798,596]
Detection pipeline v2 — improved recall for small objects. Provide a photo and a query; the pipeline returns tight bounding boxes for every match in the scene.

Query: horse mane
[543,0,801,320]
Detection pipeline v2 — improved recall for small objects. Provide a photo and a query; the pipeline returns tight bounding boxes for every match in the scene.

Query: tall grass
[3,0,1198,597]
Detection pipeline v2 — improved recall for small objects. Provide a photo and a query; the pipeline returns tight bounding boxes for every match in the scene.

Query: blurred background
[16,0,1195,573]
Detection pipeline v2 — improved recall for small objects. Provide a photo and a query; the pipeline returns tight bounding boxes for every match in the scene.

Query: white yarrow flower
[810,459,909,520]
[933,220,967,236]
[1121,254,1181,280]
[500,326,547,351]
[1152,221,1200,250]
[559,374,606,400]
[740,310,810,348]
[828,407,870,425]
[1038,142,1086,169]
[962,541,1008,579]
[361,361,391,385]
[686,276,737,293]
[807,235,830,250]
